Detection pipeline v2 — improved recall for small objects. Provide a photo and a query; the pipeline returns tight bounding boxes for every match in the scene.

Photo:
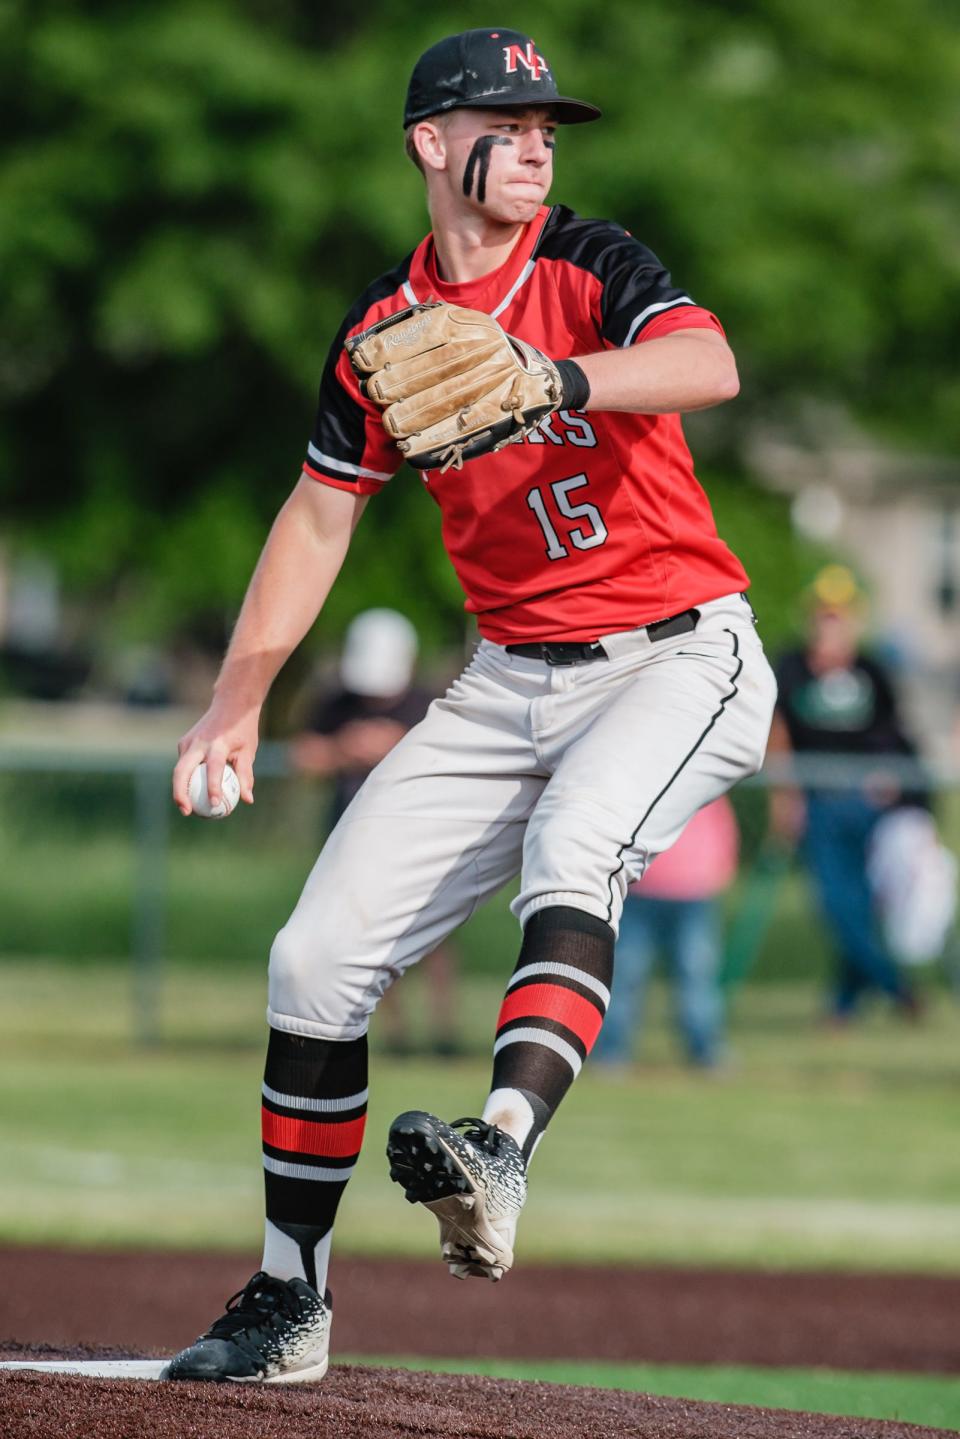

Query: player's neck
[428,204,528,285]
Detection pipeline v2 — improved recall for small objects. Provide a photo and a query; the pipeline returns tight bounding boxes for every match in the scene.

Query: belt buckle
[542,643,570,666]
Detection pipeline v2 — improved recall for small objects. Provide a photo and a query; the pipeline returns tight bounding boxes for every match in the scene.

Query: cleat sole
[386,1112,474,1205]
[386,1110,522,1282]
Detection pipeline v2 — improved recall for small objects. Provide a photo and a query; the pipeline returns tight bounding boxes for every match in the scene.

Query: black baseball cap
[404,28,601,128]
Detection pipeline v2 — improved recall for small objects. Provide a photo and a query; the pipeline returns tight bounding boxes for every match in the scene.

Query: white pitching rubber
[0,1359,170,1380]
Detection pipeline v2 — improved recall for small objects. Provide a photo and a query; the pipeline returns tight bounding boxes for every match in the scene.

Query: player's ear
[411,118,448,173]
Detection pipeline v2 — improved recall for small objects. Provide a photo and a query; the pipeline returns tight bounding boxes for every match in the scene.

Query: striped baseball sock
[483,906,613,1162]
[260,1027,368,1295]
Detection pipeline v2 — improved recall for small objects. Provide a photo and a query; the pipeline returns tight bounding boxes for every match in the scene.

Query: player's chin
[486,191,547,224]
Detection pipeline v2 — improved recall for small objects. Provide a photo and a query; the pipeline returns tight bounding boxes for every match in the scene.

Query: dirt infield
[1,1362,955,1439]
[3,1247,959,1439]
[2,1246,958,1374]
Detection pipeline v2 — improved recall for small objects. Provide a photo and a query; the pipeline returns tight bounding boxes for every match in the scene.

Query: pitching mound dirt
[2,1246,958,1374]
[4,1248,959,1439]
[1,1361,954,1439]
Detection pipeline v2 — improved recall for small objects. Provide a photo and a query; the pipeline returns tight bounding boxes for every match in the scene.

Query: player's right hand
[173,704,260,816]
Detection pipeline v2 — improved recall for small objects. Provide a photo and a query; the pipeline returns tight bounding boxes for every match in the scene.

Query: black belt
[505,608,700,666]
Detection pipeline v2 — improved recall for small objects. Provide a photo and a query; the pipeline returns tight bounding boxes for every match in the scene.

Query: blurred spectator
[593,796,739,1069]
[0,552,91,700]
[867,807,956,967]
[768,564,937,1022]
[290,609,461,1056]
[117,644,174,707]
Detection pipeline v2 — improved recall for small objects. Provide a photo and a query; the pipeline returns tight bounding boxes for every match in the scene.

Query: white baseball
[188,761,241,819]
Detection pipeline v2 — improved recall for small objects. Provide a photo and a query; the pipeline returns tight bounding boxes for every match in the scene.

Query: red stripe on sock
[261,1109,366,1159]
[497,982,604,1052]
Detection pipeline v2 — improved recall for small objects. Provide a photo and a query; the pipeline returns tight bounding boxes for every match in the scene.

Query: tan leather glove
[346,302,589,473]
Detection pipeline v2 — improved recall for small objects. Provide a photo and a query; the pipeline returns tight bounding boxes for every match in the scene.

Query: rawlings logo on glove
[345,302,589,474]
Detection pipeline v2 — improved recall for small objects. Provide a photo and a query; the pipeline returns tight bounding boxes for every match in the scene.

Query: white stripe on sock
[262,1154,356,1182]
[262,1083,368,1113]
[493,1026,583,1076]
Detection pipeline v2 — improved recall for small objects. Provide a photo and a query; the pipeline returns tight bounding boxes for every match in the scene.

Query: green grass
[337,1357,960,1431]
[2,959,959,1269]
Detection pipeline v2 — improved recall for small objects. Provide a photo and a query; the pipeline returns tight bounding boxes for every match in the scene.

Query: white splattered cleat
[387,1111,526,1281]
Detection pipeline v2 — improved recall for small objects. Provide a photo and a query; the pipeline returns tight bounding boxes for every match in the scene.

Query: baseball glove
[345,302,589,473]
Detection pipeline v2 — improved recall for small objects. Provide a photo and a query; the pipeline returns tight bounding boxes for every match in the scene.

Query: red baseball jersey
[303,204,749,644]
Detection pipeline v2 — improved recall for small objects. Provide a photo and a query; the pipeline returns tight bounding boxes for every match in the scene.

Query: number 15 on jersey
[526,474,608,561]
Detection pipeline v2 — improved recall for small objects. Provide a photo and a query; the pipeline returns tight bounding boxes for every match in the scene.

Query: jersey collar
[406,205,552,319]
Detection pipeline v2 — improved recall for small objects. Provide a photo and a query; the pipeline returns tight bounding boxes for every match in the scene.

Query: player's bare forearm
[575,329,739,414]
[216,480,365,704]
[173,478,366,814]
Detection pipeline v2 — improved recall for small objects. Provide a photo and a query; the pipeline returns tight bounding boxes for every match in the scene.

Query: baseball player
[167,28,777,1383]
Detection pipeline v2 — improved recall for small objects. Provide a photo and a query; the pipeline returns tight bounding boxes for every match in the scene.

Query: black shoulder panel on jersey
[534,205,695,347]
[310,253,415,475]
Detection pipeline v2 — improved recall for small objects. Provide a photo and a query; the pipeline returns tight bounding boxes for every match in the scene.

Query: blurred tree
[0,0,451,656]
[560,0,960,450]
[1,0,956,660]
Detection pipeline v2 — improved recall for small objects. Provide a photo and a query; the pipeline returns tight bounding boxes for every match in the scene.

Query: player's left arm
[573,327,738,415]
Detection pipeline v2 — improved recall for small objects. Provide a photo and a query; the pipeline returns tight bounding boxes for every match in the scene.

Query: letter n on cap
[503,42,549,79]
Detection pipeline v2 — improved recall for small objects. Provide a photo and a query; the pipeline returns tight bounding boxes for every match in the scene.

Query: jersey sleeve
[591,226,725,348]
[302,311,404,496]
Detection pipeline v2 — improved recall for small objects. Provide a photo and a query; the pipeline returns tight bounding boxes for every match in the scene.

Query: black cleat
[163,1271,331,1383]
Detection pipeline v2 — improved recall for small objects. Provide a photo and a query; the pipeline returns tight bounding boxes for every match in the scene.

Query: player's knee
[267,923,314,1015]
[268,922,380,1037]
[521,791,628,905]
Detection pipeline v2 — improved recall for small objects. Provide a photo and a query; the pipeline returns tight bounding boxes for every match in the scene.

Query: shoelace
[206,1272,302,1339]
[449,1116,502,1155]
